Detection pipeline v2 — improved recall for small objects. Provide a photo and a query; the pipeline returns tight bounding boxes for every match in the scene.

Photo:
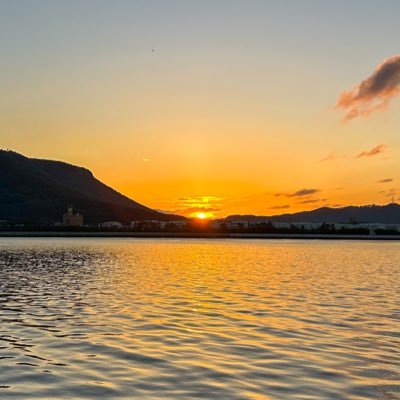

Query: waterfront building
[131,220,168,230]
[225,221,249,229]
[101,221,124,229]
[63,206,83,227]
[272,222,291,229]
[211,220,224,230]
[130,220,186,230]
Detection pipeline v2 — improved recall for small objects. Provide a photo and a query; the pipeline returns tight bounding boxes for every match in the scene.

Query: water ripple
[0,238,399,399]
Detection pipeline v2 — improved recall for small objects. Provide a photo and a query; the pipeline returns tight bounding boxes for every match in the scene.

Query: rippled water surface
[0,238,399,399]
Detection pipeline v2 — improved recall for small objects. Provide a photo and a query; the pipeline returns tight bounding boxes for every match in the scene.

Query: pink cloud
[337,55,400,121]
[356,144,386,158]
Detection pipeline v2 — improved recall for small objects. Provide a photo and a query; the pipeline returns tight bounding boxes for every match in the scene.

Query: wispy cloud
[337,55,400,121]
[172,196,223,217]
[298,198,327,204]
[177,196,221,204]
[287,188,320,197]
[317,153,347,163]
[175,206,222,214]
[317,153,337,163]
[378,178,393,183]
[356,144,386,158]
[269,188,324,210]
[379,188,397,199]
[270,205,290,210]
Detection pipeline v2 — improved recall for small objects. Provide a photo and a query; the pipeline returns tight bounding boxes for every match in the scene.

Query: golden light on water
[1,237,399,398]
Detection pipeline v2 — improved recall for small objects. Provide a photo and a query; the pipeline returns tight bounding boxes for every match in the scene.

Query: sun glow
[194,212,207,219]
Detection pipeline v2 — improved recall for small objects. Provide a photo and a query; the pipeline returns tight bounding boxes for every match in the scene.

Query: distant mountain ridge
[225,204,400,224]
[0,150,184,225]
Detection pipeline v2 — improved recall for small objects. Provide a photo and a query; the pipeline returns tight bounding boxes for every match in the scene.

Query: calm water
[0,239,399,399]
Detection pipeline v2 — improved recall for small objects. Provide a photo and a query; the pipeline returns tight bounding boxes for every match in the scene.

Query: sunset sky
[1,0,400,218]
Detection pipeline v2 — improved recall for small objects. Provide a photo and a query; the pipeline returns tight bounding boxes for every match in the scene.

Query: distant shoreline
[1,231,400,240]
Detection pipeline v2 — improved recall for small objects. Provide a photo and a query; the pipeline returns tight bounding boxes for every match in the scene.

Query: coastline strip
[0,232,400,240]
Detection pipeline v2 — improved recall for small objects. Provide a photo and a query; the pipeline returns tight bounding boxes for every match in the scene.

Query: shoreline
[0,231,400,240]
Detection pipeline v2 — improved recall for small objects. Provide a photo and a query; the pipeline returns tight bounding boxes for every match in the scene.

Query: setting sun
[194,212,207,219]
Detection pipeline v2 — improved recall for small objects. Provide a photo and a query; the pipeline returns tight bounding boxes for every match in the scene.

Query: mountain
[0,150,184,225]
[225,204,400,224]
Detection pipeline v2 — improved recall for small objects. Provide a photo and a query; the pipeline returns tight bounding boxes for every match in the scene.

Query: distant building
[101,221,124,229]
[63,206,83,227]
[211,220,224,230]
[291,222,322,231]
[168,220,187,228]
[272,222,291,229]
[131,220,168,230]
[130,220,187,231]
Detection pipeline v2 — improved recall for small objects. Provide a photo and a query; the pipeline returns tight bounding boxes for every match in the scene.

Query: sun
[189,210,214,220]
[195,212,207,220]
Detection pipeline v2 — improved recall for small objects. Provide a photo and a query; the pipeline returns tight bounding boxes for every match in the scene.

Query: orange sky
[1,1,400,218]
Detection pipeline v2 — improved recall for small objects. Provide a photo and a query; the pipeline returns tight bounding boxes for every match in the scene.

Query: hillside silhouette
[0,150,183,225]
[226,203,400,224]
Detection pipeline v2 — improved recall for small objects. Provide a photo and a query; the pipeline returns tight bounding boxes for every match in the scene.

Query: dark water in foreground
[0,238,399,399]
